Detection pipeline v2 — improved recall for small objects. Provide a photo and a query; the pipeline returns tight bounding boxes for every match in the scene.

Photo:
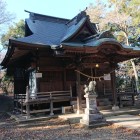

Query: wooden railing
[117,87,137,107]
[14,88,72,119]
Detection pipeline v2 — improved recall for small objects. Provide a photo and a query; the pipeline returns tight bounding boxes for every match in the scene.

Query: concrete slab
[107,114,140,132]
[8,112,58,123]
[59,113,83,124]
[58,107,140,123]
[101,107,140,117]
[58,108,140,131]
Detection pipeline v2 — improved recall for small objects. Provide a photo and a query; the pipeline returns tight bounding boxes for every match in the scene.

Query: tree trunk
[130,60,140,93]
[123,31,129,46]
[123,31,139,93]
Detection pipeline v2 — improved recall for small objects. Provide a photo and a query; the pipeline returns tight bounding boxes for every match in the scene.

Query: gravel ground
[0,113,140,140]
[0,95,140,140]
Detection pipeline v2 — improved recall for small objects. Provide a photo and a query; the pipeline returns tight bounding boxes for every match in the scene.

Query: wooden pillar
[76,70,82,114]
[111,70,117,105]
[111,70,119,110]
[50,93,54,115]
[63,69,66,90]
[25,86,30,119]
[36,67,40,93]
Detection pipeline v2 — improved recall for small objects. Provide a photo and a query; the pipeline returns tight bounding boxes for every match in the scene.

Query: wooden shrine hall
[1,11,140,117]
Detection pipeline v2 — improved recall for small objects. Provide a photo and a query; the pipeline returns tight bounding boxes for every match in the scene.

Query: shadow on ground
[0,95,13,113]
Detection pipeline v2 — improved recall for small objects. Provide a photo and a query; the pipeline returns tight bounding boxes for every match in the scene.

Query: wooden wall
[31,54,112,97]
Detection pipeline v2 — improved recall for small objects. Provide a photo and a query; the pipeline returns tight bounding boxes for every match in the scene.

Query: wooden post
[70,85,72,105]
[132,94,135,105]
[21,94,23,115]
[63,69,66,90]
[14,94,18,112]
[50,93,54,115]
[111,70,119,110]
[25,86,30,119]
[76,70,82,114]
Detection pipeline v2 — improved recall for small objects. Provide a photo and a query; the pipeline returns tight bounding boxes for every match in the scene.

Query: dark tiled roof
[11,11,140,54]
[62,38,140,53]
[61,17,87,42]
[17,18,68,45]
[13,11,97,47]
[28,11,69,24]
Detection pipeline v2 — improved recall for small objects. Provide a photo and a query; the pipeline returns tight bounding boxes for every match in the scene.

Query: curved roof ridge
[25,10,70,24]
[61,17,87,42]
[66,11,88,26]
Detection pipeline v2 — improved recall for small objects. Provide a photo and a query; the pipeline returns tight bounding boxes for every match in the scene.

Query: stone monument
[80,80,107,128]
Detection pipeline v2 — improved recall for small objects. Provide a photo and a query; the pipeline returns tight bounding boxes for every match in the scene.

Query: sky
[0,0,95,50]
[6,0,95,21]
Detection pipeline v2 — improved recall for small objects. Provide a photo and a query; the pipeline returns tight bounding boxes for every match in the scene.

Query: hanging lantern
[95,64,99,68]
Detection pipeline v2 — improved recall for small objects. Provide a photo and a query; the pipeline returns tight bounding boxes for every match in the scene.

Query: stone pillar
[80,94,107,128]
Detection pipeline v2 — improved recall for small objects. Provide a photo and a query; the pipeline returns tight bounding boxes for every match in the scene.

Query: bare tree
[86,0,107,31]
[86,0,140,93]
[0,0,14,25]
[104,0,140,93]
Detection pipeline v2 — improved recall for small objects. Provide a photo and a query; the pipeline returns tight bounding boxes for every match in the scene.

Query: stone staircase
[71,98,112,112]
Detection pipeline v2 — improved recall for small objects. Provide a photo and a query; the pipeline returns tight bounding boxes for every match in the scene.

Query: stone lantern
[80,81,107,128]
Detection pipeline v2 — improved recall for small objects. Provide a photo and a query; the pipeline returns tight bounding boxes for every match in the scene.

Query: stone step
[98,101,112,106]
[73,104,112,111]
[98,105,112,110]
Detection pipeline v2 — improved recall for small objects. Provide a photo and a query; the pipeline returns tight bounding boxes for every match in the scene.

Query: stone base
[112,105,119,111]
[62,106,73,114]
[80,93,108,128]
[80,119,108,128]
[80,111,107,128]
[83,113,105,122]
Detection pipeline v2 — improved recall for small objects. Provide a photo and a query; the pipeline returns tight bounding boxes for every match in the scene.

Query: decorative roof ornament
[76,11,88,23]
[98,30,115,39]
[66,10,89,26]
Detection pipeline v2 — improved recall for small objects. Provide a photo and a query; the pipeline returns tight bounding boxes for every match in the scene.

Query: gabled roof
[1,11,140,68]
[61,11,97,42]
[14,11,97,46]
[17,12,68,45]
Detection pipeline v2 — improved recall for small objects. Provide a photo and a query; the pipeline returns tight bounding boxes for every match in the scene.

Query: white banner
[35,73,42,78]
[104,74,111,80]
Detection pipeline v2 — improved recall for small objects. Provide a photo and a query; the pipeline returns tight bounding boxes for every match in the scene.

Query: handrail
[16,88,73,118]
[36,90,70,95]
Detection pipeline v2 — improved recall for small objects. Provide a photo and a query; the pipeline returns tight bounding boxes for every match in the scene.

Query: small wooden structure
[1,11,140,117]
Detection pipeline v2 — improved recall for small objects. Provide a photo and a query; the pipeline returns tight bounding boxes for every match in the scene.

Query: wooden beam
[39,67,64,71]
